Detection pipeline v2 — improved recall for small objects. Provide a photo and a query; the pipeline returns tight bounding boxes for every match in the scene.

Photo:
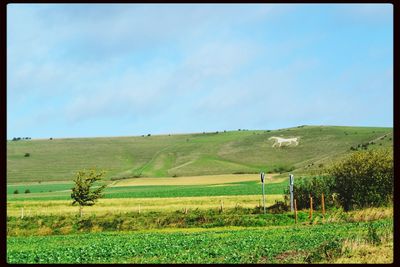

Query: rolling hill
[7,125,393,183]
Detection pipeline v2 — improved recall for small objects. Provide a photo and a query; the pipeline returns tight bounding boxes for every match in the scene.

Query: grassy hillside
[7,125,393,183]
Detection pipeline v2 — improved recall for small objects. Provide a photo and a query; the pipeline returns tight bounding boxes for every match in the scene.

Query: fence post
[294,199,298,224]
[261,172,266,214]
[309,195,313,220]
[139,204,141,214]
[289,174,294,212]
[321,193,325,219]
[220,200,224,213]
[21,207,24,219]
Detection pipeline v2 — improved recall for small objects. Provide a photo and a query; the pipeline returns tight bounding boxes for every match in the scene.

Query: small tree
[71,169,107,217]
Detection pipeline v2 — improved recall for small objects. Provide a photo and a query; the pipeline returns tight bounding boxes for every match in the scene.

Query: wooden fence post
[294,199,298,224]
[220,200,224,213]
[321,193,325,219]
[21,207,24,219]
[138,204,141,214]
[309,195,313,220]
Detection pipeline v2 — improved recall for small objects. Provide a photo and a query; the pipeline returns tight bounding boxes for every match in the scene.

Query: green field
[8,180,287,201]
[7,218,393,263]
[7,125,393,183]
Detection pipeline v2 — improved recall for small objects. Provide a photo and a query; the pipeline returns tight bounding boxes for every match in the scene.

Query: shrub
[25,189,31,194]
[273,166,294,174]
[289,149,393,211]
[24,153,30,157]
[13,190,19,194]
[328,148,393,211]
[285,176,337,210]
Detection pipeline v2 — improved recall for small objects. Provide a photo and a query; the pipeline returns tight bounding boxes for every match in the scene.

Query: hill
[6,125,393,183]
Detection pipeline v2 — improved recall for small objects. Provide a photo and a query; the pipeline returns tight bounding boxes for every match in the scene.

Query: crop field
[7,173,288,202]
[7,126,393,183]
[7,218,393,263]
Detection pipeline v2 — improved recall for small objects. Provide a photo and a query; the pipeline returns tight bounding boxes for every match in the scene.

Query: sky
[7,4,393,139]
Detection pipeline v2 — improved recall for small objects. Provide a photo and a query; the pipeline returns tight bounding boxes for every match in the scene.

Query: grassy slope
[7,125,393,183]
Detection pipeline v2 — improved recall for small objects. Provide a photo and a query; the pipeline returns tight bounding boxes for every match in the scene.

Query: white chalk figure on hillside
[268,136,299,147]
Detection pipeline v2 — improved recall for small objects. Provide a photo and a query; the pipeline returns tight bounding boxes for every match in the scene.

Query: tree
[71,169,107,217]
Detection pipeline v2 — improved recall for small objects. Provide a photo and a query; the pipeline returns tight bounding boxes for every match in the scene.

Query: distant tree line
[11,137,31,141]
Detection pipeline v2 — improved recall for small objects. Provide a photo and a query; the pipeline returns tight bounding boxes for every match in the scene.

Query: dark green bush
[287,148,393,211]
[284,176,337,210]
[328,148,393,211]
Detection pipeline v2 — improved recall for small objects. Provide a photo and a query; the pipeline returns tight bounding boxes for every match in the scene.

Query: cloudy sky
[7,4,393,139]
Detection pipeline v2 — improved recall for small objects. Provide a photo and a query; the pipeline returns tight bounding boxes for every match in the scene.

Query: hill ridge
[7,125,393,183]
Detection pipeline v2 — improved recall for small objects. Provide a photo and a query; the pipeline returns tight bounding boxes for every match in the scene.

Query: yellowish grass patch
[7,195,284,217]
[112,173,283,187]
[335,240,393,263]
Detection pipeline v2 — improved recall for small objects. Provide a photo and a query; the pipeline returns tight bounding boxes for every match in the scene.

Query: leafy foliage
[284,176,337,210]
[7,219,392,263]
[71,169,107,216]
[286,148,393,211]
[328,148,393,211]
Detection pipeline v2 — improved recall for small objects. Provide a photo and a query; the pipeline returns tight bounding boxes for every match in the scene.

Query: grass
[7,218,393,263]
[6,194,285,217]
[7,125,393,183]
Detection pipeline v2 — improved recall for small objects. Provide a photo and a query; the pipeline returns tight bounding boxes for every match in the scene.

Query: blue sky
[7,4,393,139]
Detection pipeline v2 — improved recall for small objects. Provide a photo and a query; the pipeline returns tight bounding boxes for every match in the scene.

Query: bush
[25,189,31,194]
[288,149,393,211]
[13,190,19,194]
[328,148,393,211]
[285,176,337,210]
[24,153,30,157]
[273,166,294,174]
